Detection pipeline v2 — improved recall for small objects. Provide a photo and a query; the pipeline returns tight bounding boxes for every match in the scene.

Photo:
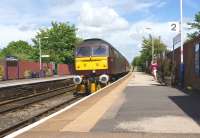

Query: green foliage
[187,11,200,39]
[132,35,167,72]
[24,70,32,78]
[32,21,82,64]
[132,56,141,66]
[0,40,34,60]
[0,65,4,79]
[135,35,166,65]
[160,59,172,77]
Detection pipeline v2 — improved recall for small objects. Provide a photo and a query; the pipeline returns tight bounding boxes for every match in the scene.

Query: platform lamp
[38,36,49,71]
[145,27,154,62]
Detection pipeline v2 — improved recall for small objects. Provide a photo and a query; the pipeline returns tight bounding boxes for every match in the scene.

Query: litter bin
[31,72,37,78]
[39,70,45,78]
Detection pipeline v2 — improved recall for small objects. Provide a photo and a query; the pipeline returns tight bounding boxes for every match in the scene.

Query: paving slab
[92,72,200,134]
[11,72,200,138]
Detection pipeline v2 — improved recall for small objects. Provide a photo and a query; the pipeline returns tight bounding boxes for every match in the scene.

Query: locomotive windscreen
[76,43,108,57]
[76,47,91,57]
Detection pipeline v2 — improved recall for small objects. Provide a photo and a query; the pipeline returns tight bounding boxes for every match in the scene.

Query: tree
[32,21,82,64]
[132,35,167,71]
[0,40,34,60]
[140,35,166,63]
[132,56,141,66]
[187,11,200,39]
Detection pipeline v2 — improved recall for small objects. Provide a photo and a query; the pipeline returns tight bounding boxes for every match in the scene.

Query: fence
[0,60,74,80]
[165,36,200,90]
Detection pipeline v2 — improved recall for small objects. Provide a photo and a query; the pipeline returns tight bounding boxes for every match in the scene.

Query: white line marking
[4,73,130,138]
[0,76,74,88]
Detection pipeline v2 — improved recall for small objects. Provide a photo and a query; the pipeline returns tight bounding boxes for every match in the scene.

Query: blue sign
[195,43,200,76]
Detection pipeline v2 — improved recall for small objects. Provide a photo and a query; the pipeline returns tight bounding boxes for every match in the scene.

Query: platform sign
[195,43,200,76]
[41,55,50,58]
[169,22,180,32]
[173,33,181,45]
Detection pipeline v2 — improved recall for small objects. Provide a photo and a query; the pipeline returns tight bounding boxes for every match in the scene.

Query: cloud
[0,0,192,62]
[77,2,190,61]
[156,1,167,8]
[76,3,172,60]
[111,0,166,15]
[0,24,37,47]
[78,2,129,32]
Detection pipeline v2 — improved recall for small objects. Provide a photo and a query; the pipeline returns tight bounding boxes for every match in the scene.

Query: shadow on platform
[169,94,200,125]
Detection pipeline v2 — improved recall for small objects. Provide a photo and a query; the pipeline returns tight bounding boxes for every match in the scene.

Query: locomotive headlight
[73,75,82,85]
[99,74,109,84]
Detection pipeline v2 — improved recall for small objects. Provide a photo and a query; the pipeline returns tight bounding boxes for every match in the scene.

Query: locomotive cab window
[92,44,108,56]
[76,47,91,57]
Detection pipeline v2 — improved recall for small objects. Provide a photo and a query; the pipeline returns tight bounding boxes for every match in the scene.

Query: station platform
[0,75,74,88]
[7,72,200,138]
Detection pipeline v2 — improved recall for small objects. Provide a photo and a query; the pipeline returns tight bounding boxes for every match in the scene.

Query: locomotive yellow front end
[73,41,110,95]
[75,56,108,71]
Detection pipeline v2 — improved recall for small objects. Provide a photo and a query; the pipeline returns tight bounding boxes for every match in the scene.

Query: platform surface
[0,75,73,88]
[14,72,200,138]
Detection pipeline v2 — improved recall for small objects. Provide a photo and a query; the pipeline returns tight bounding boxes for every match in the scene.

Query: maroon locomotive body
[74,38,130,79]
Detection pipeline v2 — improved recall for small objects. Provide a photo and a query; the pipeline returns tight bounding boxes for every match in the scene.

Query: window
[76,47,91,57]
[92,45,108,56]
[195,43,200,76]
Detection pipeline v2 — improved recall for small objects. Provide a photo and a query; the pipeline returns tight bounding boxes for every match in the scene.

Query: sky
[0,0,199,62]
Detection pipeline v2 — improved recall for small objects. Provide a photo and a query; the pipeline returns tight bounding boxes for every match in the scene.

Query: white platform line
[4,73,130,138]
[0,76,74,88]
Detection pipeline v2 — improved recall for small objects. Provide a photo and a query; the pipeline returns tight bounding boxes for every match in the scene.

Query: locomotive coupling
[73,75,82,84]
[99,74,109,84]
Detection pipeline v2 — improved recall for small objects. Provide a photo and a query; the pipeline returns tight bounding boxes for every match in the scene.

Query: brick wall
[168,36,200,90]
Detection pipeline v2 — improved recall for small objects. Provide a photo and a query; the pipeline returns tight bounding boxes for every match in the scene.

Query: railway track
[0,79,73,102]
[0,95,82,137]
[0,84,76,114]
[0,82,84,137]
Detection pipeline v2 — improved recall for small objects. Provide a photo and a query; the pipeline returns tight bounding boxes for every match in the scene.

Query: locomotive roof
[77,38,128,62]
[77,38,112,48]
[79,38,116,52]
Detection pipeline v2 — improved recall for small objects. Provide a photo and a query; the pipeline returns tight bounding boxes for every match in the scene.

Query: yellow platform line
[61,74,132,132]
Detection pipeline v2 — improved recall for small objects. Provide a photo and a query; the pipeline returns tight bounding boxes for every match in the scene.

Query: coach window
[195,43,200,76]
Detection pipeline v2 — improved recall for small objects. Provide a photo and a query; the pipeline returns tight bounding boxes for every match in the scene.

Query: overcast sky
[0,0,199,61]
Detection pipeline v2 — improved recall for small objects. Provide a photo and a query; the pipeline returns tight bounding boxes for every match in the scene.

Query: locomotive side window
[76,47,91,57]
[92,45,108,56]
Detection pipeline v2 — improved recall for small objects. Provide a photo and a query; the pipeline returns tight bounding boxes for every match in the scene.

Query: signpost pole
[180,0,184,86]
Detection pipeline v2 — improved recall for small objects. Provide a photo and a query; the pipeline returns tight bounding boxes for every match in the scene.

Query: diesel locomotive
[73,38,130,94]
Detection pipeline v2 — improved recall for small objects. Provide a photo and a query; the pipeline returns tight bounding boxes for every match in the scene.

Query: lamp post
[38,37,48,70]
[145,27,154,61]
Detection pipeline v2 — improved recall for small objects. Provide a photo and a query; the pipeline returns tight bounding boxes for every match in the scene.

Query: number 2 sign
[168,22,180,32]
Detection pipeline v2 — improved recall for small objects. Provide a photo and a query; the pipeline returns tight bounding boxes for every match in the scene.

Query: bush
[0,65,4,80]
[45,68,52,77]
[164,60,172,77]
[24,70,32,78]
